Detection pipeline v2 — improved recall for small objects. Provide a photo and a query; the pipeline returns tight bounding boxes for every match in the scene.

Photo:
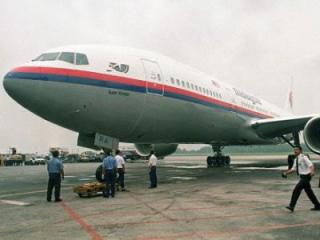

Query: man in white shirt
[148,150,157,188]
[115,149,126,191]
[283,146,320,212]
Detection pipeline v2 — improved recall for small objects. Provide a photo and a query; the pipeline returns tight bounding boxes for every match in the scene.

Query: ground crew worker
[47,150,64,202]
[102,151,117,198]
[115,149,126,191]
[282,146,320,212]
[148,150,157,188]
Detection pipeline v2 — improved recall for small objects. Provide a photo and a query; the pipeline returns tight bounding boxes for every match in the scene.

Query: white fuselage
[3,45,290,146]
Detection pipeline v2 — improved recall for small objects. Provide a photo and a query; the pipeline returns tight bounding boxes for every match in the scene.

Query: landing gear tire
[207,156,213,168]
[207,155,230,167]
[207,145,231,168]
[95,164,105,183]
[225,156,231,166]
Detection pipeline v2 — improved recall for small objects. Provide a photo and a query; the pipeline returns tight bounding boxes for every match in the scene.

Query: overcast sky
[1,0,320,154]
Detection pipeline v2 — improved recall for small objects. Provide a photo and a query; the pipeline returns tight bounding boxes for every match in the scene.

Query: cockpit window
[76,53,89,65]
[33,52,60,61]
[58,52,74,64]
[33,51,89,65]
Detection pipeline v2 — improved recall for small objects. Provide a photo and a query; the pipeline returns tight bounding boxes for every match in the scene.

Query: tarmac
[1,155,320,240]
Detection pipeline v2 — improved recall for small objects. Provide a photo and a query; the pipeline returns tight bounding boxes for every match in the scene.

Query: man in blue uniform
[102,151,117,198]
[47,150,64,202]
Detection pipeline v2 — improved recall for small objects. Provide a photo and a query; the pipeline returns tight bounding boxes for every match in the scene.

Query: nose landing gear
[207,145,231,168]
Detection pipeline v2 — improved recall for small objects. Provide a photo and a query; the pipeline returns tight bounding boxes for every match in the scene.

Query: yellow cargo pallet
[73,182,106,197]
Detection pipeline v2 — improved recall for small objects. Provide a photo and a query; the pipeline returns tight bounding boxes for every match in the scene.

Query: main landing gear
[207,145,231,168]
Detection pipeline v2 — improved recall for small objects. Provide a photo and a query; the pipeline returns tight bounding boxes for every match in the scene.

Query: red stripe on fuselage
[11,66,272,119]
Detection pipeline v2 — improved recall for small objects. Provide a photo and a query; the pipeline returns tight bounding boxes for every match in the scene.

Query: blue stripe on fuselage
[7,71,263,119]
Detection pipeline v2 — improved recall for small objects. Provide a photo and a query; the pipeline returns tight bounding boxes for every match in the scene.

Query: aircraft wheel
[212,156,217,167]
[225,156,231,166]
[96,164,105,183]
[207,156,213,168]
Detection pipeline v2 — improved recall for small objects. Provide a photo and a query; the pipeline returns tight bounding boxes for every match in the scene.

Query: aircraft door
[141,59,164,95]
[224,87,236,110]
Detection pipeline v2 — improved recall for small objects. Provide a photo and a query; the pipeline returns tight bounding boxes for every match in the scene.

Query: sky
[1,0,320,154]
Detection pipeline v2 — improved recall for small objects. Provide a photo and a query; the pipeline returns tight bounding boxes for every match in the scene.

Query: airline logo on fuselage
[233,88,262,105]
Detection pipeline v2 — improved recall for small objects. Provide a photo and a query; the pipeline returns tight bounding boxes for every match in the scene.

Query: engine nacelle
[304,116,320,154]
[134,143,178,158]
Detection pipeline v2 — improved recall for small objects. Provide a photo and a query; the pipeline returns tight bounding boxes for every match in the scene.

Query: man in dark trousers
[148,150,158,188]
[47,150,64,202]
[102,151,117,198]
[282,146,320,212]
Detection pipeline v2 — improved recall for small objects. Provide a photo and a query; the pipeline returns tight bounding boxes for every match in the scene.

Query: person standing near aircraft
[148,150,158,188]
[47,150,64,202]
[115,149,126,191]
[102,151,117,198]
[282,146,320,212]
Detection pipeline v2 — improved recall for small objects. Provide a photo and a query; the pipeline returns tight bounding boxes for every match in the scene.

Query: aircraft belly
[127,93,258,144]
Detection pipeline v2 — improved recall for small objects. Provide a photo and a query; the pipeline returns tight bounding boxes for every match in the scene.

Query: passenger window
[76,53,89,65]
[186,82,190,88]
[171,77,175,84]
[181,81,185,87]
[195,85,198,91]
[191,83,194,90]
[59,52,75,64]
[176,79,180,86]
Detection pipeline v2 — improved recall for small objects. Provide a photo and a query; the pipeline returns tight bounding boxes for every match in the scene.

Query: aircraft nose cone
[3,69,41,108]
[3,72,14,96]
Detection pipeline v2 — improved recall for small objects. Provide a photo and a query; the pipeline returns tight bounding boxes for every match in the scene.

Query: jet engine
[304,116,320,154]
[134,143,178,158]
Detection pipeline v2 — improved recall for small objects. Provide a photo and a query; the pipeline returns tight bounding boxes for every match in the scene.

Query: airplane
[3,44,320,167]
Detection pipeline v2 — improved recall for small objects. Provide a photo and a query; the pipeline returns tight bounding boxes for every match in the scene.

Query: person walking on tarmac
[102,151,117,198]
[115,150,126,191]
[47,150,64,202]
[148,150,158,189]
[282,146,320,212]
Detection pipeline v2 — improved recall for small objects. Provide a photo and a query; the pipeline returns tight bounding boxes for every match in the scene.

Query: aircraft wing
[250,114,316,138]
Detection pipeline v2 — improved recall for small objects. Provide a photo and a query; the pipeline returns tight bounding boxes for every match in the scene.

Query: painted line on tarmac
[79,178,91,181]
[134,220,320,240]
[60,202,103,240]
[0,200,31,206]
